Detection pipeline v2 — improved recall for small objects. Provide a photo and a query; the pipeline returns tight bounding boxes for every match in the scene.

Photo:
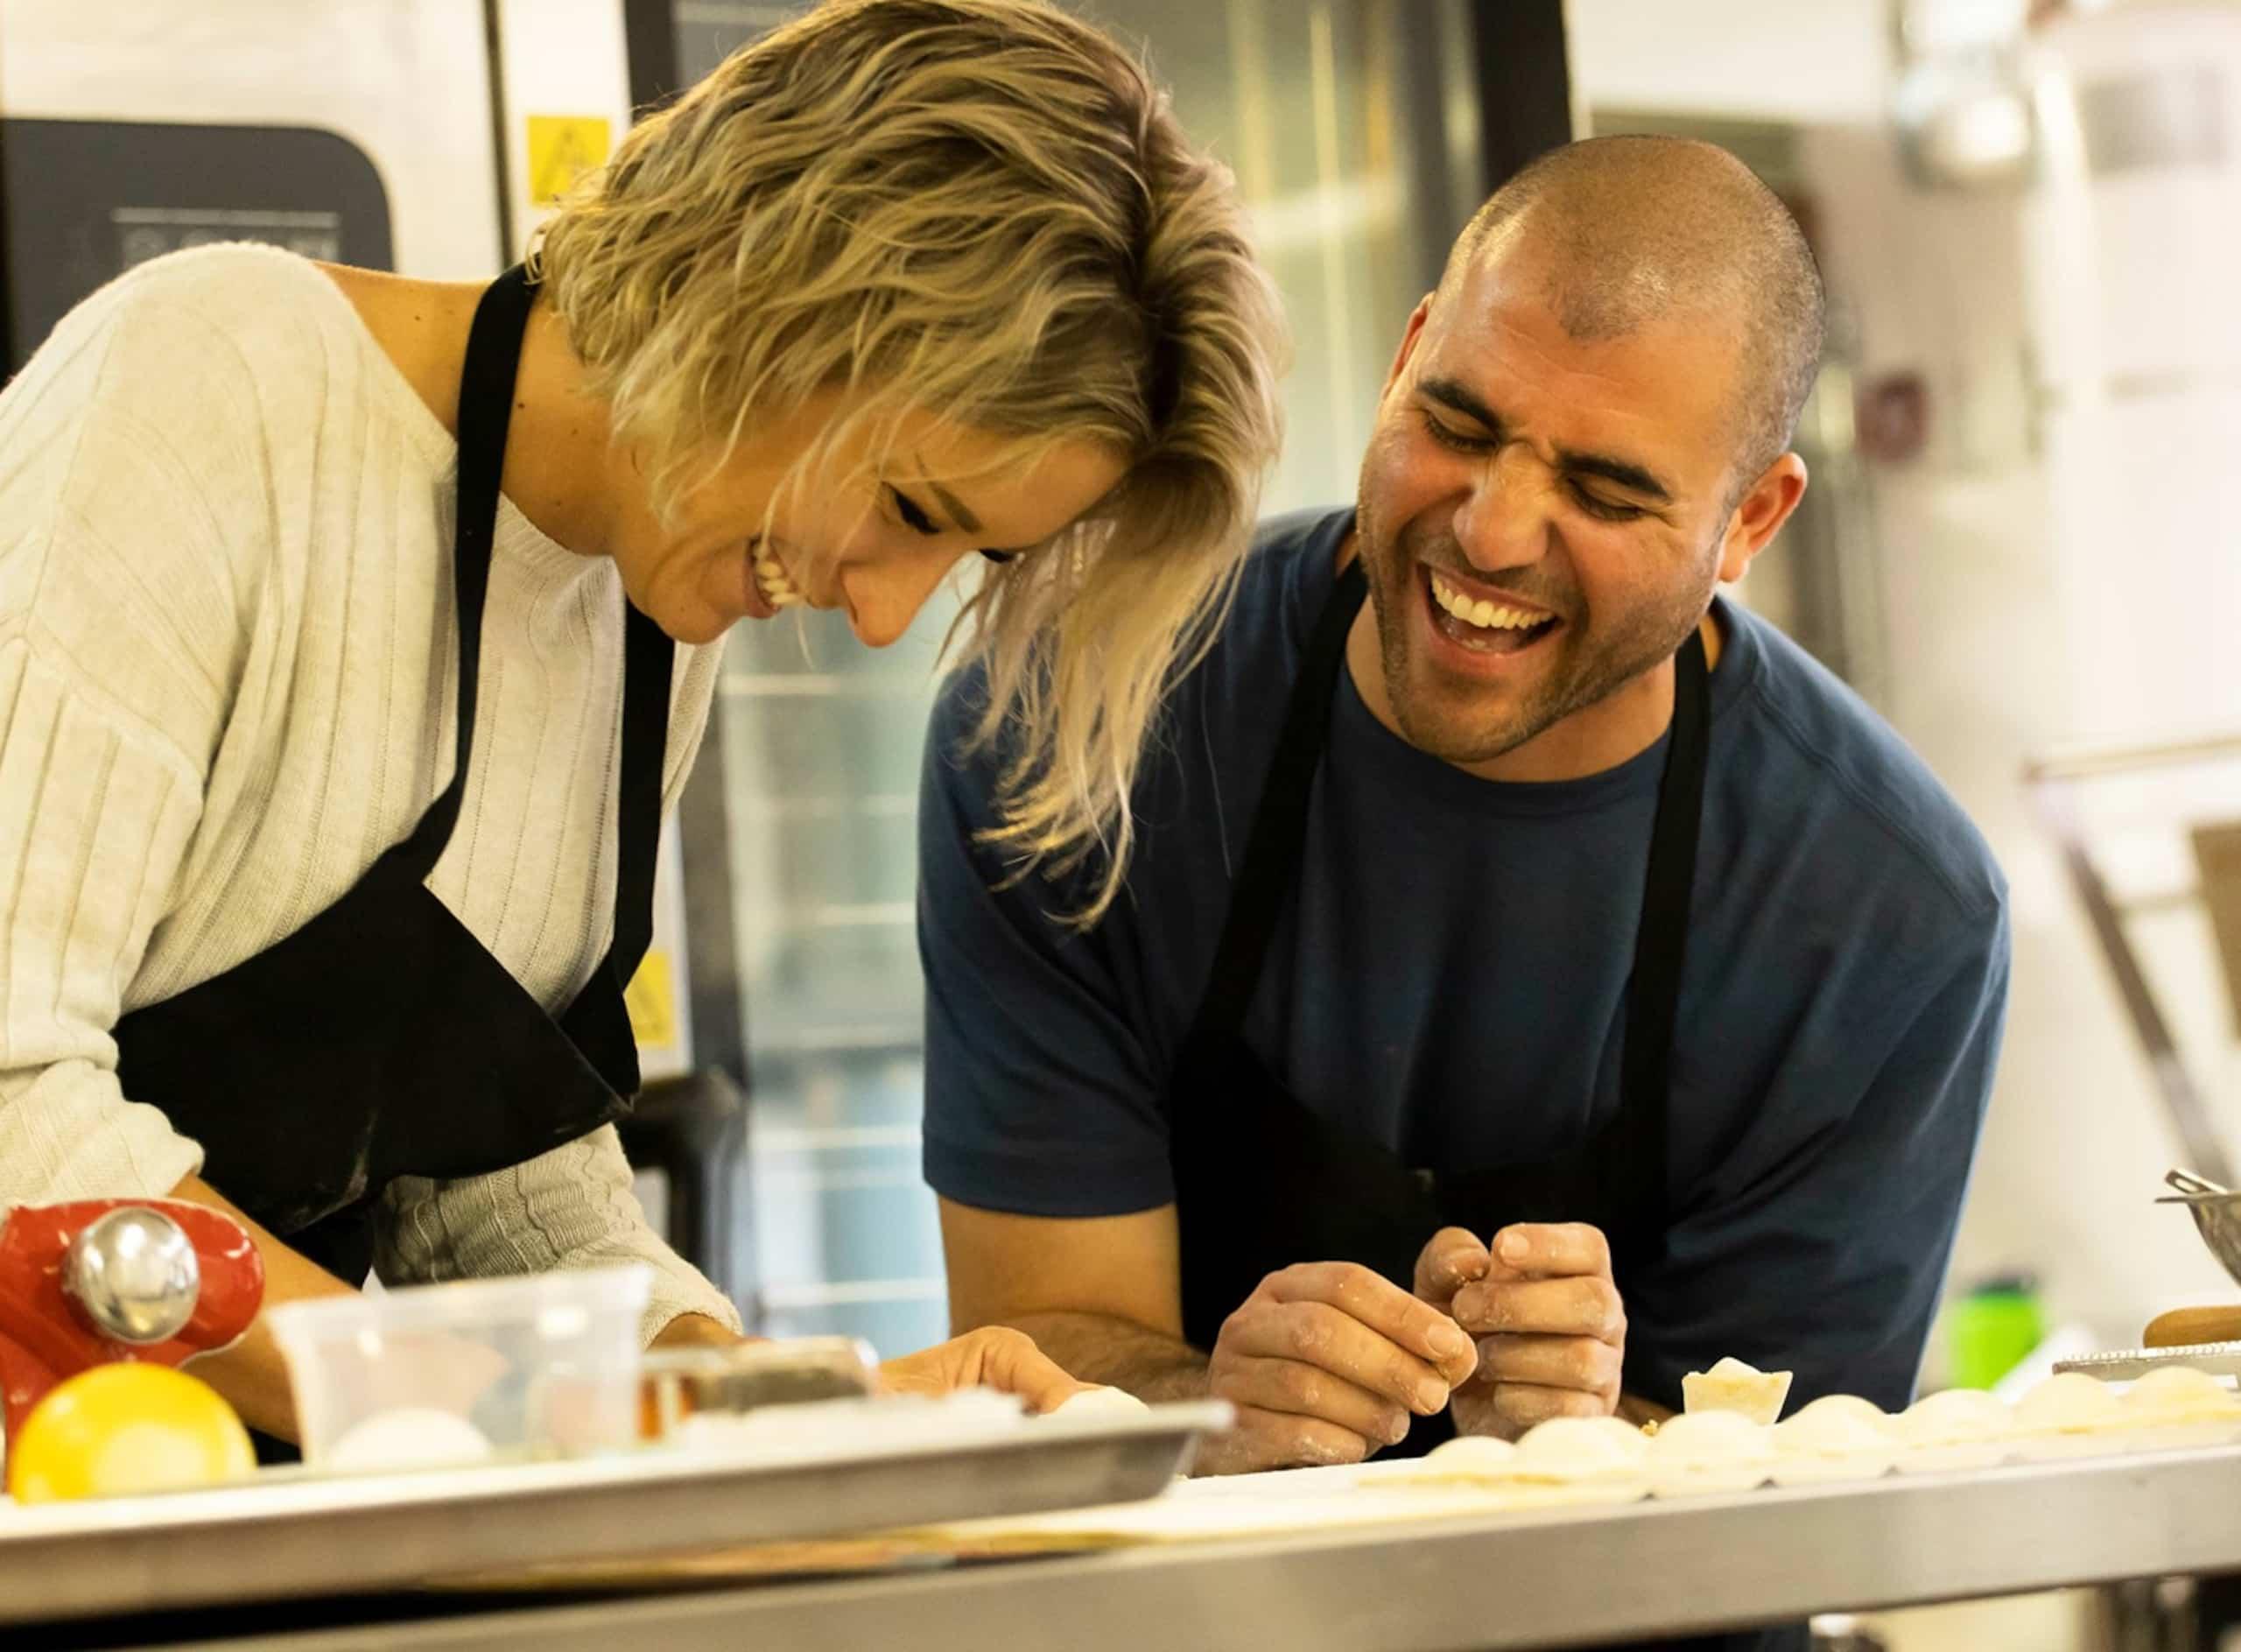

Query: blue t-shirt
[919,506,2010,1412]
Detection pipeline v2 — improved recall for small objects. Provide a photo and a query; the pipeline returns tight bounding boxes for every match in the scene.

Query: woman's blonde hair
[534,0,1283,924]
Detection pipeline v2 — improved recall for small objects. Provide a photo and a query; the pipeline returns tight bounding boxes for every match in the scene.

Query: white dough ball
[1046,1386,1153,1421]
[1645,1409,1774,1497]
[326,1408,495,1473]
[1893,1388,2017,1473]
[1423,1434,1520,1475]
[1770,1395,1896,1486]
[1782,1395,1894,1437]
[2013,1373,2124,1436]
[2124,1367,2241,1421]
[1514,1415,1650,1482]
[1896,1388,2014,1445]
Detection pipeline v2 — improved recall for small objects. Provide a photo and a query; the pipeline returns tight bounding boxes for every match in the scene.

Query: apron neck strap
[598,605,675,983]
[1609,623,1710,1249]
[1187,554,1367,1043]
[390,264,537,881]
[1181,554,1717,1259]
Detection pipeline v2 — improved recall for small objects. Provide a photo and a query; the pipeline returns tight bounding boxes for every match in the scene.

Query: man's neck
[1340,544,1721,785]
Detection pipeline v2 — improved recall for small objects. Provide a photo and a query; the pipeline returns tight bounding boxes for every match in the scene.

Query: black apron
[1167,554,1710,1456]
[110,264,673,1289]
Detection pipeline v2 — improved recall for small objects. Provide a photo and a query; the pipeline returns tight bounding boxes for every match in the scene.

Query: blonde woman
[0,0,1282,1446]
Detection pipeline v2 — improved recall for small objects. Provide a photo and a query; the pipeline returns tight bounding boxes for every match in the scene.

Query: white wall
[0,0,503,278]
[1565,0,1893,123]
[1570,0,2241,1348]
[1802,123,2237,1339]
[491,0,634,256]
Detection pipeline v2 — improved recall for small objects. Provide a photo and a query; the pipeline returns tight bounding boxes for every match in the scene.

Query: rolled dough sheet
[432,1467,1575,1591]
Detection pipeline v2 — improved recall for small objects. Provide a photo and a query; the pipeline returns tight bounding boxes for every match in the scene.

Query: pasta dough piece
[2013,1374,2125,1460]
[1511,1415,1651,1500]
[2124,1366,2241,1420]
[2118,1366,2241,1449]
[1420,1434,1521,1475]
[1893,1388,2016,1473]
[1770,1395,1897,1485]
[1645,1409,1774,1497]
[1045,1387,1154,1422]
[1682,1357,1795,1427]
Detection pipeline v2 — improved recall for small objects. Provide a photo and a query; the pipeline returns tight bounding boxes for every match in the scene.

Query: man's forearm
[999,1310,1212,1402]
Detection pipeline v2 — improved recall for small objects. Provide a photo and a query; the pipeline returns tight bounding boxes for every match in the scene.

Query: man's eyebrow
[1420,376,1503,433]
[1419,375,1673,503]
[1555,448,1673,504]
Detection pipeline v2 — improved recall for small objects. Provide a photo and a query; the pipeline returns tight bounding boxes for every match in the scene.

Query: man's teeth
[754,551,803,609]
[1430,570,1549,631]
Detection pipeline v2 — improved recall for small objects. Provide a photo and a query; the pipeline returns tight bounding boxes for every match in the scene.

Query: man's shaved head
[1349,134,1821,781]
[1443,136,1825,484]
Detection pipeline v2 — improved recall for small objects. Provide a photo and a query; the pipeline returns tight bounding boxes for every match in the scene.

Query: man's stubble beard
[1356,501,1717,770]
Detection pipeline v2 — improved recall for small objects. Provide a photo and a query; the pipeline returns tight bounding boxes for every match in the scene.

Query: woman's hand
[649,1312,746,1350]
[878,1325,1098,1414]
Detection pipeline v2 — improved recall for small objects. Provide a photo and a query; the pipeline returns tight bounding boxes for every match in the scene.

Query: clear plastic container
[266,1266,650,1473]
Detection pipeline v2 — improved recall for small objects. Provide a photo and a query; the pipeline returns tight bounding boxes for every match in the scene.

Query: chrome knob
[63,1206,201,1346]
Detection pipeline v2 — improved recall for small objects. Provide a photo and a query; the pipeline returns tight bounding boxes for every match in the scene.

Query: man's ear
[1718,452,1808,583]
[1383,294,1436,399]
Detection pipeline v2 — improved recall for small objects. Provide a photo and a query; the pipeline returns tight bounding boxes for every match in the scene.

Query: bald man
[922,139,2009,1481]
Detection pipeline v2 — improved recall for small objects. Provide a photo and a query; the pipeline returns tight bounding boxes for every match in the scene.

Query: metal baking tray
[0,1400,1229,1627]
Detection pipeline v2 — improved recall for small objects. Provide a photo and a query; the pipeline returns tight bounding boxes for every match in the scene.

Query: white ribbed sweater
[0,244,740,1342]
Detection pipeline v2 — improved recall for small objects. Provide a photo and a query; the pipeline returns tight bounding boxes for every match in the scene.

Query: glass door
[653,0,1479,1356]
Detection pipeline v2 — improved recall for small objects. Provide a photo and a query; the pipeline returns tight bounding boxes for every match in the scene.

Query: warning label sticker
[526,115,614,207]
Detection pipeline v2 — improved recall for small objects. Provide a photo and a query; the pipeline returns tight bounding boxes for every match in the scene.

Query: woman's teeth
[1430,569,1549,632]
[753,546,803,610]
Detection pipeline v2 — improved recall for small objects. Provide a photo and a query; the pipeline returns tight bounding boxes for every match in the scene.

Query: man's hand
[1198,1262,1479,1473]
[878,1325,1098,1415]
[1416,1223,1626,1440]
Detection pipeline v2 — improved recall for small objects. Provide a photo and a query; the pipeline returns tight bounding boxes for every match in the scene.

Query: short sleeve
[917,671,1177,1216]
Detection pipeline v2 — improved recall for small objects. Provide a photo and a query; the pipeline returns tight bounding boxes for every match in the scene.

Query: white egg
[1045,1387,1153,1422]
[1645,1409,1775,1497]
[325,1408,495,1473]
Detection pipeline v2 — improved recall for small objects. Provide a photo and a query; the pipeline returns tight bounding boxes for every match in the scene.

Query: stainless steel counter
[100,1441,2241,1651]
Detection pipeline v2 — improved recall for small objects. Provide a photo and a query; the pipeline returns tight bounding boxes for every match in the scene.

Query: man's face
[1354,250,1760,770]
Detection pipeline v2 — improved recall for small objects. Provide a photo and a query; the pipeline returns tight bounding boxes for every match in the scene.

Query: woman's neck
[319,262,620,558]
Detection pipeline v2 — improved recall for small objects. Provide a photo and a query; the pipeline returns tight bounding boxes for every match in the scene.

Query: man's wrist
[1001,1309,1209,1400]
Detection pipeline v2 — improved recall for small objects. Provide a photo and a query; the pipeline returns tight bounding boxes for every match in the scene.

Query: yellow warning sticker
[526,115,613,207]
[624,949,678,1049]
